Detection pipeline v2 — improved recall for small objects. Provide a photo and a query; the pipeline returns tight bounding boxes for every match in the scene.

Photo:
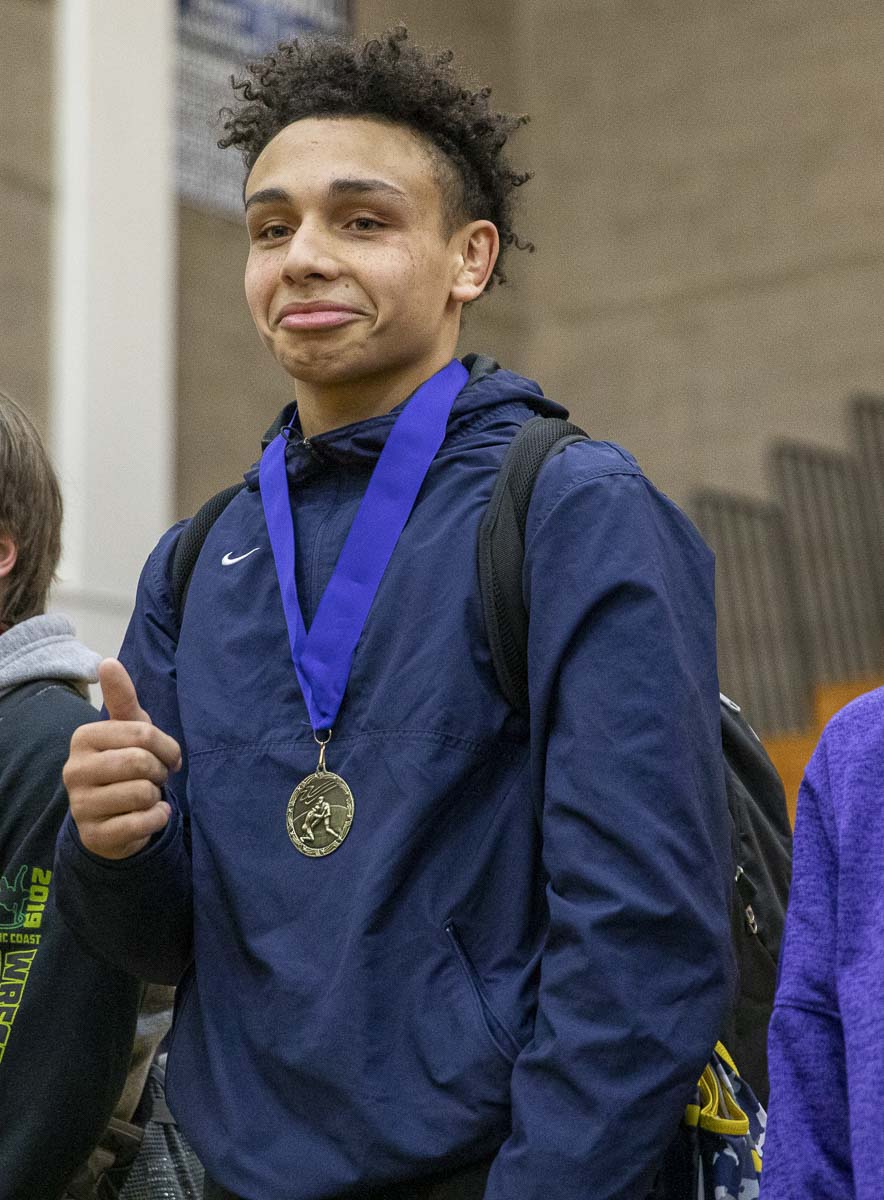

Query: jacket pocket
[445,921,521,1065]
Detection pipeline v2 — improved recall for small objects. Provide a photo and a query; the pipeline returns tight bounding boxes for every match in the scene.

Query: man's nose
[280,221,340,282]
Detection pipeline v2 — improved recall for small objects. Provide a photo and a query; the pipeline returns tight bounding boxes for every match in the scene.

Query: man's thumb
[100,658,151,724]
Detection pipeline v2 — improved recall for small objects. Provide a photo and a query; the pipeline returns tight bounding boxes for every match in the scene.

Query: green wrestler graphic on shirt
[0,865,50,1062]
[0,864,28,929]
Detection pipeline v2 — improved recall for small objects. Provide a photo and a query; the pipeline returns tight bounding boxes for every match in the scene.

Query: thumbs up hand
[63,659,183,860]
[100,658,153,724]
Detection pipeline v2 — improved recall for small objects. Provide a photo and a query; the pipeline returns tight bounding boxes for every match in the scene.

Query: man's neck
[294,348,458,440]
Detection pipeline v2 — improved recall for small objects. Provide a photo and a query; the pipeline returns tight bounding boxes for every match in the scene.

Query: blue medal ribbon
[259,358,469,735]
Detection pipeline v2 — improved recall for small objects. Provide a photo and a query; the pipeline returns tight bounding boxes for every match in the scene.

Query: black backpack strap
[477,416,588,711]
[170,483,245,622]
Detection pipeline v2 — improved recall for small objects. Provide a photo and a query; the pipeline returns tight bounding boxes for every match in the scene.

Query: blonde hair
[0,391,62,626]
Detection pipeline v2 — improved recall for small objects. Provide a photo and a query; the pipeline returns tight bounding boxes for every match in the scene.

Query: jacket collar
[245,355,567,489]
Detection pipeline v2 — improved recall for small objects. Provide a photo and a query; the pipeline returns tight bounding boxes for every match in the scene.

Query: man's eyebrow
[244,178,410,212]
[327,177,409,201]
[244,186,291,212]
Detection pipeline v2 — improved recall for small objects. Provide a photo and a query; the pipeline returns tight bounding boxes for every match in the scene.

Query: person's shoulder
[0,683,100,808]
[141,492,253,602]
[800,687,884,826]
[526,436,643,521]
[815,686,882,758]
[527,433,709,557]
[4,680,101,738]
[135,518,190,609]
[147,519,190,572]
[544,434,644,486]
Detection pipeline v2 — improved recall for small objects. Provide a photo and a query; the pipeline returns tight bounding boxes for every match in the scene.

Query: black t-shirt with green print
[0,679,140,1200]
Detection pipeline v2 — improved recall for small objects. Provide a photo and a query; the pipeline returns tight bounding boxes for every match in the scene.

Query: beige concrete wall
[0,0,54,436]
[517,0,884,506]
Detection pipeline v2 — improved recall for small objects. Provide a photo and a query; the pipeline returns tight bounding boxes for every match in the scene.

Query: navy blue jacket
[56,360,732,1200]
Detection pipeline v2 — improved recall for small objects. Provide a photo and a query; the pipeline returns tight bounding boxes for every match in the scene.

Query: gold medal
[286,732,354,857]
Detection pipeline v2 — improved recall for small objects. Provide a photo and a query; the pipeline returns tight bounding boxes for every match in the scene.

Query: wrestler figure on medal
[286,770,354,857]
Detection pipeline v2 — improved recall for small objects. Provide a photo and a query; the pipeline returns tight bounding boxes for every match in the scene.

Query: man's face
[243,116,471,389]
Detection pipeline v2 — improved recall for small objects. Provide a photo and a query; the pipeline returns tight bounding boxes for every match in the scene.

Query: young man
[0,391,148,1199]
[56,29,733,1200]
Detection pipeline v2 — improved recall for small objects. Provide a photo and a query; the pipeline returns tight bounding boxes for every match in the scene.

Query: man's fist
[63,659,182,860]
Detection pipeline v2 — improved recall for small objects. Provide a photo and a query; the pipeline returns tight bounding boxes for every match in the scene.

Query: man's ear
[0,534,17,580]
[450,221,500,305]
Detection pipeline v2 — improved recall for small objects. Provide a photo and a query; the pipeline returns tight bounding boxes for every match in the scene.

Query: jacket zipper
[445,922,521,1064]
[734,865,759,936]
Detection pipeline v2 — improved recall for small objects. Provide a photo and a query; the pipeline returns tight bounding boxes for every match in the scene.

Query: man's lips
[276,302,362,330]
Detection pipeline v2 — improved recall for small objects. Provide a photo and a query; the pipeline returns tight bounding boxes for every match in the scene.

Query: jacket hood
[0,613,101,697]
[244,355,568,488]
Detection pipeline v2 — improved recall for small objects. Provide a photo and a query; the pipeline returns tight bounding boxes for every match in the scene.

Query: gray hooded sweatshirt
[0,612,101,698]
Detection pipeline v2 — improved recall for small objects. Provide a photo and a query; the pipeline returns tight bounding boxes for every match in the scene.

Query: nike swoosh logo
[221,548,260,566]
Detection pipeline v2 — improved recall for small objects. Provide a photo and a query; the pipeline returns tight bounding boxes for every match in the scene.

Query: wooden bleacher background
[691,394,884,823]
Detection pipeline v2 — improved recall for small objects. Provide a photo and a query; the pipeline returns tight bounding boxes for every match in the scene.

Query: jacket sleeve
[54,524,194,985]
[483,450,734,1200]
[0,690,140,1200]
[762,731,854,1198]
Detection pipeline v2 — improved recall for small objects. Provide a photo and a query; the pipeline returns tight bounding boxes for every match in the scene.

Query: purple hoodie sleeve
[763,740,852,1197]
[764,690,884,1199]
[55,524,194,985]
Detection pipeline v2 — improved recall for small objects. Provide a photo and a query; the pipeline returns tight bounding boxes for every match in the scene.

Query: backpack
[170,415,793,1106]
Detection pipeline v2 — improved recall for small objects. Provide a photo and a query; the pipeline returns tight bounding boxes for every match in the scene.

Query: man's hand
[63,659,182,860]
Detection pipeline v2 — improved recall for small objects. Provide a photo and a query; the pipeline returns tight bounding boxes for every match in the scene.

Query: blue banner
[180,0,349,58]
[178,0,350,217]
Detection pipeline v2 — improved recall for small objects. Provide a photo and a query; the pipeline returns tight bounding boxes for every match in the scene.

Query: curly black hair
[218,26,532,288]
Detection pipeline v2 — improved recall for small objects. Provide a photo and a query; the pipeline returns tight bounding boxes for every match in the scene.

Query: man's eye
[347,217,384,232]
[260,224,291,240]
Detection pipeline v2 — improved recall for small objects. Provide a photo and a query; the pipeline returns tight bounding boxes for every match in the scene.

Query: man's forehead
[244,116,440,203]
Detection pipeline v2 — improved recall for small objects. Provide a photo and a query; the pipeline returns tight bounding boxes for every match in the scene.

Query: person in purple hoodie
[763,688,884,1198]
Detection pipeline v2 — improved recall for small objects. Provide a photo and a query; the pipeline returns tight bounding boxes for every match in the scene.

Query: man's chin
[275,341,383,387]
[280,359,367,387]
